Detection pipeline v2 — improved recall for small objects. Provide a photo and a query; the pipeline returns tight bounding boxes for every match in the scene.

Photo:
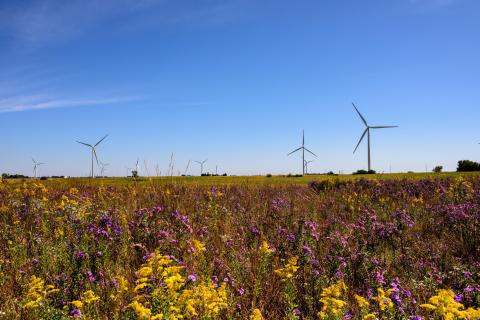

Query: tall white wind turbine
[76,134,108,178]
[195,159,207,176]
[32,158,45,178]
[352,103,398,172]
[287,130,317,175]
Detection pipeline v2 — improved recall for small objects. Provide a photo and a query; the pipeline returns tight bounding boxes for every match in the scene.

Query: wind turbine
[32,158,45,178]
[287,130,317,175]
[195,159,207,176]
[184,160,191,175]
[76,134,108,178]
[99,161,109,176]
[135,158,140,173]
[304,160,314,174]
[352,103,398,172]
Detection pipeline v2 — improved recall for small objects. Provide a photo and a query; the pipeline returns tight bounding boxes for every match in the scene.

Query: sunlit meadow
[1,175,480,319]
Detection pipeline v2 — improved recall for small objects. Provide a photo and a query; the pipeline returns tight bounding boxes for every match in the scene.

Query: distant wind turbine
[32,158,45,178]
[99,161,109,176]
[125,167,132,177]
[135,158,140,173]
[304,159,314,174]
[195,159,207,176]
[184,160,191,175]
[287,130,317,175]
[352,103,398,172]
[76,134,108,178]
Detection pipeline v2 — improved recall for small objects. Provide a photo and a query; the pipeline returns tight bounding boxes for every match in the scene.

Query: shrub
[432,166,443,173]
[353,169,376,175]
[457,160,480,172]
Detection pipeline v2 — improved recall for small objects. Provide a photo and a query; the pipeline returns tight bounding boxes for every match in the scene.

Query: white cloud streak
[0,0,246,46]
[0,96,136,113]
[0,0,165,45]
[408,0,459,10]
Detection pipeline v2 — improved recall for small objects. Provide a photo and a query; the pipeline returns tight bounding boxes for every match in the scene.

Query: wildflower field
[1,174,480,319]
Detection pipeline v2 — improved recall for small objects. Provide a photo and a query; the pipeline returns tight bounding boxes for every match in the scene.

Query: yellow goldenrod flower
[274,256,299,281]
[317,280,348,319]
[82,290,100,304]
[192,239,206,255]
[138,266,153,278]
[373,288,393,311]
[249,308,263,320]
[23,275,59,309]
[260,241,274,255]
[420,289,472,319]
[129,301,152,319]
[355,294,370,309]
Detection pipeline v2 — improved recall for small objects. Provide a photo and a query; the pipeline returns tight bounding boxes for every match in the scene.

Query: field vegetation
[1,173,480,319]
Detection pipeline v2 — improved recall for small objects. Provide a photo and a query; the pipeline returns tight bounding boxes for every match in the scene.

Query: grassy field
[17,171,480,187]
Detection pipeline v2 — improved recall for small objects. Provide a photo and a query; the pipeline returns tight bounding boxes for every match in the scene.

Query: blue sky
[1,0,479,176]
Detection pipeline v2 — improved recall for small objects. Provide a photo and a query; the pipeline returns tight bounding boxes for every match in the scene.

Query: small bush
[457,160,480,172]
[353,169,376,175]
[433,166,443,173]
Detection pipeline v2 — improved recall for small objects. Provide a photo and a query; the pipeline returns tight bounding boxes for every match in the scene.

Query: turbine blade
[370,125,399,129]
[32,157,36,164]
[352,103,368,127]
[76,141,92,147]
[287,147,302,156]
[93,148,99,166]
[94,134,109,147]
[353,128,368,154]
[304,147,318,157]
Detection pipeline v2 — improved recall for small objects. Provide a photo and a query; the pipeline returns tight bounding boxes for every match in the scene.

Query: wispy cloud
[408,0,459,10]
[0,0,248,47]
[0,95,136,113]
[0,0,165,45]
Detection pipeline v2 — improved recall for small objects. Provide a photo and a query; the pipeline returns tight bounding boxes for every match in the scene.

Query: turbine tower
[304,159,314,174]
[184,160,191,175]
[287,130,317,175]
[76,134,108,178]
[32,158,45,178]
[195,159,207,176]
[135,158,140,174]
[352,103,398,172]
